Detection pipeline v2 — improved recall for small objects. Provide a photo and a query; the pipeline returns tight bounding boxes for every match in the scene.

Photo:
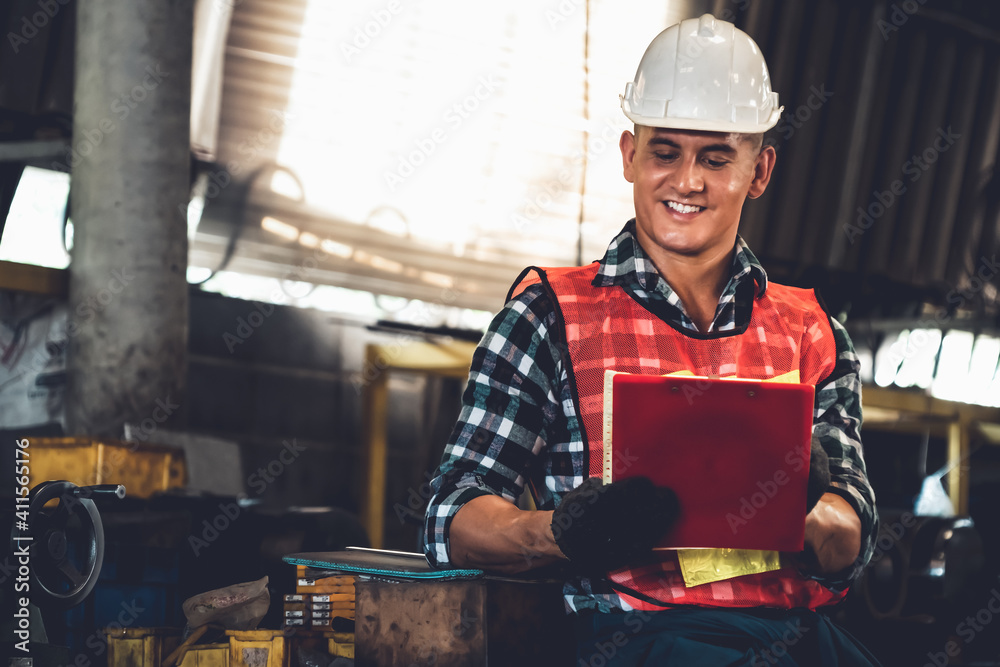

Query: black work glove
[807,434,831,514]
[551,476,679,574]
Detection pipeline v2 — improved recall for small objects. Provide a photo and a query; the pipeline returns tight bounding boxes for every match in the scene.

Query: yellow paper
[676,548,782,587]
[664,369,801,384]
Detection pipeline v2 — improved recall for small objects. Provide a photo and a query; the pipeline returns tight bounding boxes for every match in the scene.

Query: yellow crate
[227,630,289,667]
[178,642,230,666]
[327,632,355,659]
[27,436,185,498]
[106,627,181,667]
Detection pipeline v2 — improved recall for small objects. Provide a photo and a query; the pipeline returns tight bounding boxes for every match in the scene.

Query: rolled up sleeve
[809,316,879,591]
[423,285,563,568]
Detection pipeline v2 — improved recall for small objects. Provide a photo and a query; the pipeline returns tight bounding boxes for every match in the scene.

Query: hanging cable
[575,0,592,267]
[191,162,304,287]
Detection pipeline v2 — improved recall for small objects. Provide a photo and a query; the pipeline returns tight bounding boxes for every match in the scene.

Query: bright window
[0,167,71,269]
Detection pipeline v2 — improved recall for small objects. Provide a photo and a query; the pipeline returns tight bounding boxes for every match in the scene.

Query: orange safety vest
[511,262,847,611]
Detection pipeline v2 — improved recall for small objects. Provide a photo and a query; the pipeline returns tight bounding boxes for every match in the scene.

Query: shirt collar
[592,220,768,299]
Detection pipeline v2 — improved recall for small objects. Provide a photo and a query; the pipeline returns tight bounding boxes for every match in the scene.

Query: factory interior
[1,0,1000,665]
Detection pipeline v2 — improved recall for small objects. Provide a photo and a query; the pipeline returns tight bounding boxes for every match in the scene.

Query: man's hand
[552,477,679,574]
[801,492,862,574]
[450,478,678,575]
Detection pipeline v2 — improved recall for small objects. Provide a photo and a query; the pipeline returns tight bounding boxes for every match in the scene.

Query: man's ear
[620,130,637,184]
[747,144,776,199]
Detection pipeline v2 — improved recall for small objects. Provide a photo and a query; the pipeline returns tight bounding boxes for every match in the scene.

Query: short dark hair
[743,133,763,153]
[634,124,764,153]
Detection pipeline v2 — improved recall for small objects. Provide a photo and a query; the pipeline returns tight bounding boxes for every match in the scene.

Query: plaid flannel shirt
[423,221,878,612]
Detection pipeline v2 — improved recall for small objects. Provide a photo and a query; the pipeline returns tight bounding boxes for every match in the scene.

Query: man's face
[620,126,775,266]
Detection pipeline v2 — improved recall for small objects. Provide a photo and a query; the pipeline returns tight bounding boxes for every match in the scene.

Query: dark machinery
[3,480,124,663]
[839,509,996,666]
[859,512,985,621]
[25,481,125,608]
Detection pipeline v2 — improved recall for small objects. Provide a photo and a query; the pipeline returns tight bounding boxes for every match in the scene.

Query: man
[424,14,880,665]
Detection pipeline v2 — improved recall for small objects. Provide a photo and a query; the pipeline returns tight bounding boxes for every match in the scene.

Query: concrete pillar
[67,0,194,437]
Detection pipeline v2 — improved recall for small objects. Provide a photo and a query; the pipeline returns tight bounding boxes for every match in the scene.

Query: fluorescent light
[931,330,974,402]
[966,335,1000,406]
[261,216,300,241]
[320,238,353,259]
[353,250,403,274]
[987,359,1000,408]
[298,232,320,248]
[894,329,941,389]
[420,271,454,289]
[874,331,907,387]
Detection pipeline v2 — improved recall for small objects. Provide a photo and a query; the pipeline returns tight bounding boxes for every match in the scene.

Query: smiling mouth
[665,200,705,214]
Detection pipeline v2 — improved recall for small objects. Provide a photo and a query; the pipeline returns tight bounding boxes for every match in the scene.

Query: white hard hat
[621,14,782,134]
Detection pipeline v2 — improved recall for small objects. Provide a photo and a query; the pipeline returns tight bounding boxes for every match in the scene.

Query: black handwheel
[26,480,105,609]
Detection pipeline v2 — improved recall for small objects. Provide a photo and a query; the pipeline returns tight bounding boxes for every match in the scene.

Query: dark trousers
[575,607,882,666]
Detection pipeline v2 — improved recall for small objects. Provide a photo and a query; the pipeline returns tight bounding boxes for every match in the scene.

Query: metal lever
[71,484,126,500]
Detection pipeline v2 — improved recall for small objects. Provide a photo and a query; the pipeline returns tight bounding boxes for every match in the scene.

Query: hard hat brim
[621,98,783,135]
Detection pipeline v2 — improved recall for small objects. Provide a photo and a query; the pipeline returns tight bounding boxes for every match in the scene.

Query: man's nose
[669,156,705,194]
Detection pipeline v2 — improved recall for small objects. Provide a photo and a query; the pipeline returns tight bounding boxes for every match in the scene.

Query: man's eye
[654,152,676,161]
[705,158,727,168]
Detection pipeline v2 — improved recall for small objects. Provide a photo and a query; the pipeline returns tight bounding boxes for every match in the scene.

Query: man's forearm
[449,495,566,574]
[803,491,862,574]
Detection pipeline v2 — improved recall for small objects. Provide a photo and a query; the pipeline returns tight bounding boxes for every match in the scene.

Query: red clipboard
[604,371,813,552]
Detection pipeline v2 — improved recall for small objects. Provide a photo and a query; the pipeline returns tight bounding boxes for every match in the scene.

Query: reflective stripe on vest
[511,263,847,611]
